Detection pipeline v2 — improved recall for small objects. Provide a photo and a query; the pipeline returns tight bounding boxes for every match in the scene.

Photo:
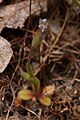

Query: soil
[0,0,80,120]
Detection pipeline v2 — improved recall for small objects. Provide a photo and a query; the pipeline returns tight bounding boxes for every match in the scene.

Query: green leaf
[26,62,34,77]
[30,77,40,91]
[20,67,40,91]
[39,95,51,106]
[32,32,41,48]
[20,68,30,80]
[18,89,34,100]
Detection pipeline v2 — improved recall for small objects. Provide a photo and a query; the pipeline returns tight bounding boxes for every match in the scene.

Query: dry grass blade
[20,104,40,120]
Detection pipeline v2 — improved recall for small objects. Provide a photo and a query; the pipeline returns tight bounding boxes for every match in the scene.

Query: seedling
[18,62,55,106]
[17,19,55,106]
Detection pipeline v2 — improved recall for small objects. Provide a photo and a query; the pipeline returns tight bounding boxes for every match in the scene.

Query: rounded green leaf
[39,95,51,106]
[18,89,34,100]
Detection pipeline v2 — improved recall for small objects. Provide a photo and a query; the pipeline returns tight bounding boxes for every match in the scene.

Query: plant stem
[73,0,80,7]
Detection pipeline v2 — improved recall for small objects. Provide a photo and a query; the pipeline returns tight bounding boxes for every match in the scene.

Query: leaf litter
[0,36,13,73]
[0,0,47,32]
[0,0,80,120]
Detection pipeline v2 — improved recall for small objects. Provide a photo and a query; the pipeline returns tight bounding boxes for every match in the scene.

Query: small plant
[17,62,55,106]
[16,19,55,106]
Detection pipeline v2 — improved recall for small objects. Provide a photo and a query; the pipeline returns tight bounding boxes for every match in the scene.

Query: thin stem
[29,0,32,16]
[73,0,80,7]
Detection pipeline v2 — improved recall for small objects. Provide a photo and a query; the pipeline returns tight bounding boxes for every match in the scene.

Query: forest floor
[0,0,80,120]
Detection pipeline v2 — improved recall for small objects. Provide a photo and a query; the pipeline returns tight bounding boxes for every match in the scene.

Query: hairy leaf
[39,95,51,106]
[18,89,34,100]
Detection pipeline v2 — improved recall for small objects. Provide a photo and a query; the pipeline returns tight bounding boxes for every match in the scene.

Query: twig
[5,46,22,120]
[20,104,41,120]
[29,0,32,16]
[5,84,15,120]
[73,0,80,7]
[11,46,22,81]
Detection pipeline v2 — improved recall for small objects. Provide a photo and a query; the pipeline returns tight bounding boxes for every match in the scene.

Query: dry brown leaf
[0,36,13,73]
[0,0,47,32]
[42,84,55,95]
[0,0,2,3]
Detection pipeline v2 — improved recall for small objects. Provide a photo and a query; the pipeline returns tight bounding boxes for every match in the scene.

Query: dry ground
[0,0,80,120]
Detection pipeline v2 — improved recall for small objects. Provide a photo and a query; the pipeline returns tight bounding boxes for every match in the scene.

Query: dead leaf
[42,84,55,95]
[0,0,47,32]
[0,36,13,73]
[0,0,2,4]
